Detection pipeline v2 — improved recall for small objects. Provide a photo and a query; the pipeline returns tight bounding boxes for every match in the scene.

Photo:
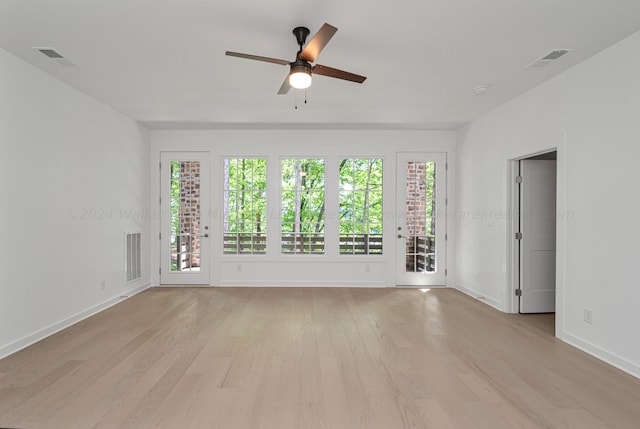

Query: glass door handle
[397,234,405,239]
[200,233,209,238]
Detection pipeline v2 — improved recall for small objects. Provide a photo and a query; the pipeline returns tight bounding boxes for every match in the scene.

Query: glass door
[396,153,446,286]
[160,152,210,285]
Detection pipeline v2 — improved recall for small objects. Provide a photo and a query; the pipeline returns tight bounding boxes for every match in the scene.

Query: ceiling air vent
[38,48,64,59]
[33,47,77,68]
[526,49,573,68]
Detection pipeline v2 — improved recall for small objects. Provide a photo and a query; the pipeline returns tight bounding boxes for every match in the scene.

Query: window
[405,161,436,271]
[223,158,267,254]
[281,159,325,254]
[170,161,202,270]
[339,159,383,254]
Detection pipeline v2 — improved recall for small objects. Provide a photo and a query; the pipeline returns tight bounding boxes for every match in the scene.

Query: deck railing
[222,233,383,255]
[405,235,435,272]
[182,233,433,270]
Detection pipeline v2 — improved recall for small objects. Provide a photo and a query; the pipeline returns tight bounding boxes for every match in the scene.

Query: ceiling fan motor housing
[290,59,312,75]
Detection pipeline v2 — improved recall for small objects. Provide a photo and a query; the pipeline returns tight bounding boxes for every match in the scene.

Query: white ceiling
[2,0,640,130]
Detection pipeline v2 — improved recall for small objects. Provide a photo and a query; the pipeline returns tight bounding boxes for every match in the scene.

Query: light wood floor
[1,287,639,429]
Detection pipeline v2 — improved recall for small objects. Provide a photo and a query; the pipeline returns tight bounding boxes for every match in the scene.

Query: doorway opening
[507,150,557,328]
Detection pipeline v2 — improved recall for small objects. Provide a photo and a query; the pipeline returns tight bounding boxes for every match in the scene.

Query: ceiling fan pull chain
[305,89,308,104]
[294,90,298,110]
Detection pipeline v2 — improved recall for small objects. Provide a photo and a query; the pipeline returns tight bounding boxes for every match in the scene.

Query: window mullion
[324,156,339,257]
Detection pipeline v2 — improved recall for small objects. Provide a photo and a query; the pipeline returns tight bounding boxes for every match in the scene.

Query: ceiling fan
[225,23,367,94]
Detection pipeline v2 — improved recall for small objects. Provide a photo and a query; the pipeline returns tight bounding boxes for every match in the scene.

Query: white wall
[455,31,640,377]
[150,130,455,287]
[0,49,151,358]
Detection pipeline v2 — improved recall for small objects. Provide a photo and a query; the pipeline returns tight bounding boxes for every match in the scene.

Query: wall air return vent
[125,232,142,283]
[33,47,78,68]
[526,49,573,68]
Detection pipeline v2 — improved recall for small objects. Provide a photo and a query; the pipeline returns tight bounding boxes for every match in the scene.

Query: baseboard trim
[0,282,151,361]
[218,281,387,287]
[560,331,640,380]
[454,284,504,311]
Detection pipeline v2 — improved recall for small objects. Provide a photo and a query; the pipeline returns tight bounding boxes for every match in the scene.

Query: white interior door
[519,159,556,312]
[396,153,446,286]
[160,152,210,285]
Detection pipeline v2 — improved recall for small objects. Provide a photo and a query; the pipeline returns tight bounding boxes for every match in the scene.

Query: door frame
[506,149,558,313]
[395,152,447,287]
[159,151,212,286]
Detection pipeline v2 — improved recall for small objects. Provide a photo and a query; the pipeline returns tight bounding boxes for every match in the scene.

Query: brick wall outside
[406,162,428,237]
[179,161,201,268]
[405,162,436,272]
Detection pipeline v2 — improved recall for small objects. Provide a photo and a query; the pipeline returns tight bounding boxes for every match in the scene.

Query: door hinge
[445,269,448,276]
[159,267,161,275]
[445,234,448,241]
[515,175,523,184]
[159,232,162,240]
[515,232,523,240]
[445,198,448,206]
[159,161,162,170]
[515,289,522,297]
[446,162,448,171]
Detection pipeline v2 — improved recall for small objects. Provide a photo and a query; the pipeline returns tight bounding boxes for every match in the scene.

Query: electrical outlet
[100,279,107,291]
[584,308,593,324]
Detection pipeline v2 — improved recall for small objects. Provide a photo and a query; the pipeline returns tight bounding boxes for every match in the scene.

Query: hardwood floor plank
[1,287,640,428]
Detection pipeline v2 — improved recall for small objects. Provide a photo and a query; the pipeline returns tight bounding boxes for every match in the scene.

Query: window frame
[338,158,384,256]
[280,157,327,255]
[222,157,268,255]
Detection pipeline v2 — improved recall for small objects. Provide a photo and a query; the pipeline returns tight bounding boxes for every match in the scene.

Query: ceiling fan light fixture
[289,62,312,89]
[289,71,312,89]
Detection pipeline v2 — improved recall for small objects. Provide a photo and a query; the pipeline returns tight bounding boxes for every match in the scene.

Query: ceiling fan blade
[313,64,367,83]
[278,74,292,95]
[225,51,290,66]
[299,23,337,62]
